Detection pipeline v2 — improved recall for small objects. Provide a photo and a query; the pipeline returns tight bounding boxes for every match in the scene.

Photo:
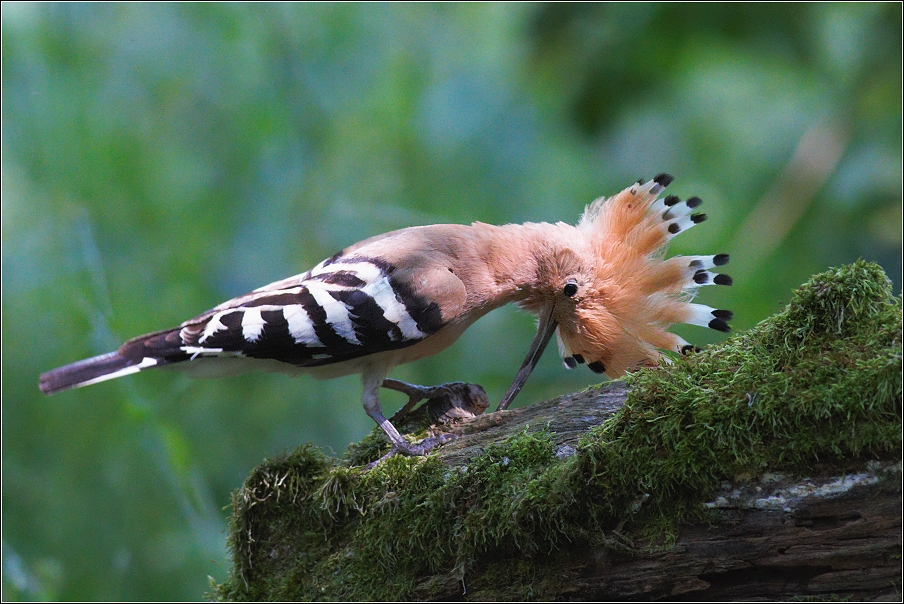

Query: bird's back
[39,224,480,393]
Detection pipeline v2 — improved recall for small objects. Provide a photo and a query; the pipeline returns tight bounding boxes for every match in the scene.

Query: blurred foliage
[1,3,900,601]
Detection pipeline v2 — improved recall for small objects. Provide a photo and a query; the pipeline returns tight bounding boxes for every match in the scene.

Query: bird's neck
[458,221,579,315]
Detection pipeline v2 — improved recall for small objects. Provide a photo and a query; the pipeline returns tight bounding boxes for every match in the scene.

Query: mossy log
[418,387,902,600]
[212,261,902,601]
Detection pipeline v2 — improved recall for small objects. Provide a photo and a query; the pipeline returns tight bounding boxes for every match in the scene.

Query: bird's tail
[568,173,733,376]
[39,328,187,395]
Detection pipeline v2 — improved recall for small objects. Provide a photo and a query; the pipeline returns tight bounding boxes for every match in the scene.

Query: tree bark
[410,384,902,601]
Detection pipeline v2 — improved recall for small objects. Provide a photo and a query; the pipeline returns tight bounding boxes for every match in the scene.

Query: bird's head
[498,174,710,410]
[498,227,628,410]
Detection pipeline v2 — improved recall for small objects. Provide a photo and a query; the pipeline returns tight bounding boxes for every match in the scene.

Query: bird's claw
[384,380,488,422]
[364,432,459,469]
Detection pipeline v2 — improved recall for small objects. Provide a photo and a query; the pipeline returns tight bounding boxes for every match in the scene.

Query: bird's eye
[563,282,578,297]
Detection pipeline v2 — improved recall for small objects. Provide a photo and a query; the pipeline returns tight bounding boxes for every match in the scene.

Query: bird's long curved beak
[497,304,557,411]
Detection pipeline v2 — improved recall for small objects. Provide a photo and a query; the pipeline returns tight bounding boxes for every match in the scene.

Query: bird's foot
[383,379,489,422]
[364,432,459,470]
[358,380,486,469]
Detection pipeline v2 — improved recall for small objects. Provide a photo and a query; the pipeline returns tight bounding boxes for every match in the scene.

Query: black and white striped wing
[39,253,457,394]
[171,255,448,368]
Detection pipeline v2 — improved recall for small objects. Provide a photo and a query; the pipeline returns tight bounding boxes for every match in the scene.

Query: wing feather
[173,255,453,369]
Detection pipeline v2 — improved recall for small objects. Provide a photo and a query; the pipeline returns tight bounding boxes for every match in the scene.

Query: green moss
[575,260,902,541]
[211,261,902,601]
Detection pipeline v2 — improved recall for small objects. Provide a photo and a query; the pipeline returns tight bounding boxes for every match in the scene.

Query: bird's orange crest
[549,174,731,378]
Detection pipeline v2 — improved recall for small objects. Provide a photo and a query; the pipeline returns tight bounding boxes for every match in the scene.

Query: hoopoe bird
[40,174,732,457]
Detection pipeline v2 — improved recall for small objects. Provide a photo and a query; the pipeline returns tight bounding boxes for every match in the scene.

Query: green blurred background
[2,3,900,600]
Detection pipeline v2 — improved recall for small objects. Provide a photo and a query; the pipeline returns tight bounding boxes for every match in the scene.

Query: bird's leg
[381,378,437,419]
[382,378,488,422]
[361,374,424,457]
[360,373,460,467]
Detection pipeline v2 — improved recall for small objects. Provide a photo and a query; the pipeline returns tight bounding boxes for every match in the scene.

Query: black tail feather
[39,352,137,395]
[38,327,191,394]
[39,327,193,395]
